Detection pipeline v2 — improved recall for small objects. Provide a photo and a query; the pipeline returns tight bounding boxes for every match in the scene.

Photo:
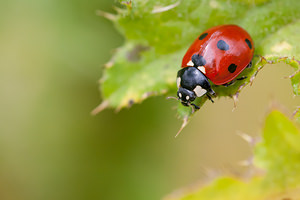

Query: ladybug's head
[176,67,215,108]
[177,87,197,105]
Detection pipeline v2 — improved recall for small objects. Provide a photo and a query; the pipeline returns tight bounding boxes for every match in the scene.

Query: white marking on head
[177,77,181,88]
[194,85,207,97]
[186,96,190,100]
[178,92,182,98]
[198,66,206,74]
[187,60,194,66]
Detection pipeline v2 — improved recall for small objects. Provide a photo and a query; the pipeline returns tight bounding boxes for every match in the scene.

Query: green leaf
[95,0,300,118]
[254,110,300,187]
[164,110,300,200]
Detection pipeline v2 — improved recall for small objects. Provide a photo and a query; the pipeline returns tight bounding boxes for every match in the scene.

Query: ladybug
[176,24,254,108]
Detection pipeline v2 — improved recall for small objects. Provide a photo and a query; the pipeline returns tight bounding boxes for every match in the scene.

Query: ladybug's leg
[206,94,214,103]
[222,61,252,87]
[191,103,200,110]
[223,76,248,87]
[236,76,247,81]
[222,81,235,87]
[246,61,252,68]
[225,61,251,85]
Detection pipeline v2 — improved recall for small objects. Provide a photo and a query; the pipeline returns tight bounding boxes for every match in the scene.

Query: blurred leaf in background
[165,110,300,200]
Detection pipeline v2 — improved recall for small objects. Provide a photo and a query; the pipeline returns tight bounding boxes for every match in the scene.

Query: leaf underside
[98,0,300,120]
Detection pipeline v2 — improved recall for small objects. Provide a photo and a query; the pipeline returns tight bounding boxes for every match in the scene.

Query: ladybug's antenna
[166,96,179,101]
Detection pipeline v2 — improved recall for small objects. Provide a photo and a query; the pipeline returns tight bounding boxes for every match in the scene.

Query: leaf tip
[232,94,239,111]
[91,100,109,115]
[236,131,257,146]
[175,116,188,138]
[120,0,132,8]
[292,106,300,120]
[142,92,154,100]
[112,6,124,14]
[96,10,117,21]
[151,1,181,14]
[237,157,253,167]
[104,60,114,68]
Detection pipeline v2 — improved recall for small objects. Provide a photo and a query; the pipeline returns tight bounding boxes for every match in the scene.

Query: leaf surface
[96,0,300,119]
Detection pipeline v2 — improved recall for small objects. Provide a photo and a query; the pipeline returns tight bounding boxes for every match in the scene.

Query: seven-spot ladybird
[176,24,254,108]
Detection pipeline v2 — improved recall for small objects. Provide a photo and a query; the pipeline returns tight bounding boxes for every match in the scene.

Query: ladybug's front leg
[206,94,214,103]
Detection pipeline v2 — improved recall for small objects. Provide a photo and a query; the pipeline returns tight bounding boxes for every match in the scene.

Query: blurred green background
[0,0,299,200]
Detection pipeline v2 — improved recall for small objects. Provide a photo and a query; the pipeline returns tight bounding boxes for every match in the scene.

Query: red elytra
[181,24,254,85]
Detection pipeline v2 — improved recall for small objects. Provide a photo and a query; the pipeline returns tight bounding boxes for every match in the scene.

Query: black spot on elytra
[245,38,252,49]
[228,64,237,73]
[192,54,206,66]
[217,40,229,51]
[198,33,208,40]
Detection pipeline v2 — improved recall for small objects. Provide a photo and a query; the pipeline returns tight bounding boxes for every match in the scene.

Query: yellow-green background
[0,0,299,200]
